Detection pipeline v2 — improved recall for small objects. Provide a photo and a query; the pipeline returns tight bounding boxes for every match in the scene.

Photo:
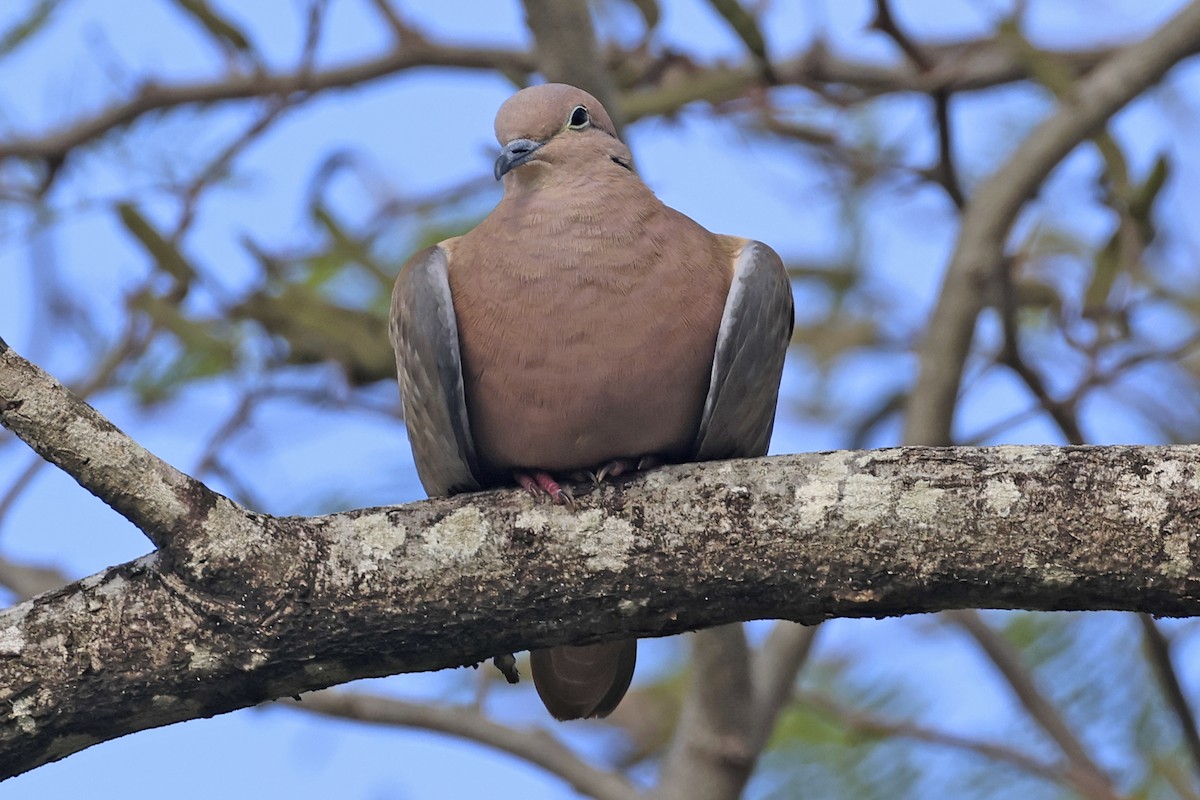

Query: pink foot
[514,471,575,507]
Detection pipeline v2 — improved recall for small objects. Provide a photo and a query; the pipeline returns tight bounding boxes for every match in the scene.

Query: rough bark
[6,337,1200,781]
[2,433,1200,778]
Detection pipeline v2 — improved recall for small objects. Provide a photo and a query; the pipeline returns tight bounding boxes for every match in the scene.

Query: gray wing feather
[389,245,481,496]
[692,241,794,460]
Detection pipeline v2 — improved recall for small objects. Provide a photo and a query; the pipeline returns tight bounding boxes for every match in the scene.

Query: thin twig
[282,690,639,800]
[705,0,775,83]
[366,0,419,44]
[1139,615,1200,782]
[0,456,46,531]
[871,0,931,69]
[996,256,1086,444]
[960,402,1046,445]
[1067,331,1200,406]
[948,610,1121,800]
[0,33,1127,165]
[175,102,295,239]
[932,89,966,207]
[795,689,1109,797]
[297,0,328,83]
[191,390,261,483]
[750,622,820,748]
[872,0,965,207]
[198,458,268,513]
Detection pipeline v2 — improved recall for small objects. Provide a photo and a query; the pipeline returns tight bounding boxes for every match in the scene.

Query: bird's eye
[567,105,590,129]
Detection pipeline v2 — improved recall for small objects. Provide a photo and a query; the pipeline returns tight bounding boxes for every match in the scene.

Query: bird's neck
[499,170,664,231]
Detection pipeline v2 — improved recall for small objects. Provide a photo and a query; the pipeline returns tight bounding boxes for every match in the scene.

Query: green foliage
[127,289,238,404]
[231,284,393,385]
[117,203,196,295]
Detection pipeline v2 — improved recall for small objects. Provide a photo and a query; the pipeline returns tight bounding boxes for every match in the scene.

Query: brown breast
[447,178,732,478]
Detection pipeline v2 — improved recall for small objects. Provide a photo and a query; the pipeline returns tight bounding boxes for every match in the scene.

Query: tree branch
[0,41,536,163]
[649,620,820,800]
[796,689,1097,795]
[284,690,638,800]
[704,0,775,83]
[0,555,67,601]
[6,342,1200,779]
[903,0,1200,447]
[619,40,1117,122]
[750,622,819,748]
[0,336,223,550]
[996,256,1087,445]
[870,0,966,207]
[1139,614,1200,781]
[948,610,1119,799]
[655,626,756,800]
[0,33,1129,166]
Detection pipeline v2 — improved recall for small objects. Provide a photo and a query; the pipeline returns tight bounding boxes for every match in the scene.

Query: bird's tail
[530,640,637,720]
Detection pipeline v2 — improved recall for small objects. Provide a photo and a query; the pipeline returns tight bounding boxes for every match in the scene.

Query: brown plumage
[390,83,793,721]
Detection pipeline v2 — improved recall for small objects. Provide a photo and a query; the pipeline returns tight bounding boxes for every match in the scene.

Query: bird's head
[492,83,634,185]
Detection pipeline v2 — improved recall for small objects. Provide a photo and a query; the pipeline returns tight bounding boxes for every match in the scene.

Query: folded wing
[389,244,481,497]
[693,240,794,461]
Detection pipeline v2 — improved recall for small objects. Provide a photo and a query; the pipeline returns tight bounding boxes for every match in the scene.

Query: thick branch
[6,341,1200,779]
[3,436,1200,777]
[904,0,1200,446]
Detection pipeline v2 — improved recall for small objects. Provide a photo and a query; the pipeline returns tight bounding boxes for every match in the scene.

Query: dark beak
[494,138,543,180]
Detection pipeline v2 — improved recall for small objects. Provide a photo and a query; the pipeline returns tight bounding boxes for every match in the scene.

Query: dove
[390,83,792,720]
